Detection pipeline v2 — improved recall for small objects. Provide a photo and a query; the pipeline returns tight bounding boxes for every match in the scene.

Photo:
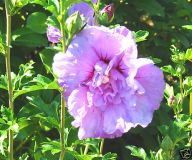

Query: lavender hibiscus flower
[68,0,97,25]
[53,26,165,139]
[47,0,96,43]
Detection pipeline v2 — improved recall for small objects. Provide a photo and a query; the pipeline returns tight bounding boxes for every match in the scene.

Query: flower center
[92,61,109,87]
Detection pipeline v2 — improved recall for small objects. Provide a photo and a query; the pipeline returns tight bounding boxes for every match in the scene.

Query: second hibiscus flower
[53,26,165,139]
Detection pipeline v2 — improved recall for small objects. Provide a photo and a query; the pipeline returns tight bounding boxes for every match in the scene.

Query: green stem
[179,75,184,112]
[59,1,66,159]
[4,0,14,160]
[59,94,65,160]
[14,134,32,153]
[94,0,100,25]
[96,0,100,10]
[99,139,104,155]
[84,144,90,155]
[190,93,192,115]
[59,0,66,53]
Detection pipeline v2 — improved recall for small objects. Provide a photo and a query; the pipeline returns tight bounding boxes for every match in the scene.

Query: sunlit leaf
[126,145,147,160]
[134,30,149,43]
[26,12,47,34]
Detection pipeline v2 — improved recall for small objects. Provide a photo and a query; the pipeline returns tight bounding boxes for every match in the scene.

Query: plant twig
[179,75,184,112]
[59,0,66,53]
[58,1,66,159]
[59,94,65,160]
[190,93,192,115]
[99,139,104,155]
[84,144,90,155]
[4,0,14,159]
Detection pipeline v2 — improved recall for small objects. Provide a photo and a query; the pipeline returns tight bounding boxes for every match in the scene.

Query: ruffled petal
[103,105,132,134]
[113,26,138,59]
[68,87,89,127]
[78,26,136,60]
[127,58,165,127]
[78,108,102,139]
[135,58,165,110]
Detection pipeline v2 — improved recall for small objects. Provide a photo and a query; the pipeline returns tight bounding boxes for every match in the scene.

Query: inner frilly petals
[92,61,108,87]
[105,53,125,75]
[93,93,106,108]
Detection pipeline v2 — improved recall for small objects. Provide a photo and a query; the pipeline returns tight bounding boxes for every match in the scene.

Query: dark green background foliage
[0,0,191,159]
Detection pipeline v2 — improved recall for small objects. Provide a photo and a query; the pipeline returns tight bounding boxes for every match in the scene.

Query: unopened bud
[66,11,83,37]
[47,26,62,43]
[101,4,115,22]
[168,95,176,106]
[99,4,115,25]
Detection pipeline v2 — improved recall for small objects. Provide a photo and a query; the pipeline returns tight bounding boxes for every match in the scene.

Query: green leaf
[13,85,45,100]
[32,74,60,90]
[161,65,177,77]
[0,75,8,90]
[134,30,149,43]
[15,0,29,8]
[18,153,29,160]
[66,147,97,160]
[132,0,165,17]
[12,27,34,41]
[47,15,60,27]
[46,0,59,15]
[0,131,7,155]
[126,145,147,160]
[13,60,35,90]
[42,141,61,155]
[182,25,192,30]
[18,117,32,131]
[1,106,14,122]
[183,76,192,95]
[102,152,117,160]
[185,48,192,61]
[26,96,60,130]
[158,120,188,145]
[8,0,29,15]
[66,11,83,38]
[0,32,5,55]
[161,136,174,151]
[39,49,57,74]
[0,106,18,132]
[26,12,47,34]
[12,33,48,47]
[27,96,59,118]
[29,0,46,6]
[148,56,162,64]
[13,76,59,100]
[30,0,59,15]
[164,83,174,99]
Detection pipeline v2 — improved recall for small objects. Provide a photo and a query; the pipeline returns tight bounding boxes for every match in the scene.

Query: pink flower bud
[101,4,115,22]
[168,95,176,106]
[47,26,62,43]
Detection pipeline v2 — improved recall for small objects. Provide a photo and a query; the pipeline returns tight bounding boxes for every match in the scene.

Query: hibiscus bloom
[53,26,165,139]
[68,0,97,25]
[47,0,96,43]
